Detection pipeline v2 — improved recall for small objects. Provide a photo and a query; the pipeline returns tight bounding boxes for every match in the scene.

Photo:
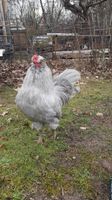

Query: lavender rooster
[16,54,80,130]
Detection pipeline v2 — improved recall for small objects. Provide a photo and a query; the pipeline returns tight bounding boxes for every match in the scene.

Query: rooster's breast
[16,87,61,123]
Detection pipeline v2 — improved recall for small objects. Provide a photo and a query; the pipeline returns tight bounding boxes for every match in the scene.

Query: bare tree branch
[61,0,108,20]
[52,0,55,15]
[56,7,63,23]
[39,0,50,29]
[86,0,107,9]
[40,0,64,32]
[62,0,85,19]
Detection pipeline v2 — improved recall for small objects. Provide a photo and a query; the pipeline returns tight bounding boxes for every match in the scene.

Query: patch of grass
[0,79,112,199]
[72,167,93,198]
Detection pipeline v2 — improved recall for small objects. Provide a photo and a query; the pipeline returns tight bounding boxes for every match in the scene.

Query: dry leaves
[0,61,29,86]
[80,126,87,130]
[0,57,112,87]
[35,136,43,144]
[1,111,8,116]
[0,136,8,141]
[72,156,76,160]
[0,144,5,149]
[7,118,12,123]
[35,155,39,161]
[48,58,112,79]
[80,81,86,85]
[96,112,104,117]
[0,127,5,132]
[14,88,20,92]
[101,160,112,173]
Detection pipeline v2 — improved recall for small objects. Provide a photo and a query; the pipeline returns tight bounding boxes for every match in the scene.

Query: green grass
[0,79,112,200]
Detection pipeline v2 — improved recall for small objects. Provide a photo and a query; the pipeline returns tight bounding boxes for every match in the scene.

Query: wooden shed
[11,28,28,51]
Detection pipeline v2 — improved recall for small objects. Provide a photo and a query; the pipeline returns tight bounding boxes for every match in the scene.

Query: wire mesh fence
[0,18,112,69]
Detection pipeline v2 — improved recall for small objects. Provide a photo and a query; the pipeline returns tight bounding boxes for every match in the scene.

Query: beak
[38,55,45,63]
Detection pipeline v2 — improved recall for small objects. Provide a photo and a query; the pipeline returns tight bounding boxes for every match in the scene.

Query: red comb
[32,54,41,68]
[32,54,38,62]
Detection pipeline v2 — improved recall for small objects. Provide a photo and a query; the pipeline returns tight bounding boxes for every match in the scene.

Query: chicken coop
[47,33,111,50]
[47,33,76,50]
[47,32,111,59]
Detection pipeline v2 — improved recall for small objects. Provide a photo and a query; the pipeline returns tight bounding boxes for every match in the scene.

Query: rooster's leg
[32,122,44,144]
[49,118,59,139]
[32,122,42,131]
[53,130,58,140]
[49,118,59,130]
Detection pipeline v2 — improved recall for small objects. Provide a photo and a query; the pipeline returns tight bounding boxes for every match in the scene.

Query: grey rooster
[16,54,80,130]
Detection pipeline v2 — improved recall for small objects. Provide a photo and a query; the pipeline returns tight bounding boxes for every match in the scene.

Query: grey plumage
[16,58,81,130]
[54,69,80,105]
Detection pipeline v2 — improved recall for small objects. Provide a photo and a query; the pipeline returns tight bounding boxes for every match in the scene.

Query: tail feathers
[54,69,81,105]
[55,79,73,105]
[54,69,80,85]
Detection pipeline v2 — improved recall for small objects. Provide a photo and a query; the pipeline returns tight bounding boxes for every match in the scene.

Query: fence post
[0,0,8,45]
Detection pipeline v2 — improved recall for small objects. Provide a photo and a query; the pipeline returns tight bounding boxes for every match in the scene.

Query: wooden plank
[47,33,75,36]
[47,33,111,37]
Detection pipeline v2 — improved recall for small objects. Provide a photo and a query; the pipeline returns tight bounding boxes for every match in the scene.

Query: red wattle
[32,54,41,68]
[35,63,41,68]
